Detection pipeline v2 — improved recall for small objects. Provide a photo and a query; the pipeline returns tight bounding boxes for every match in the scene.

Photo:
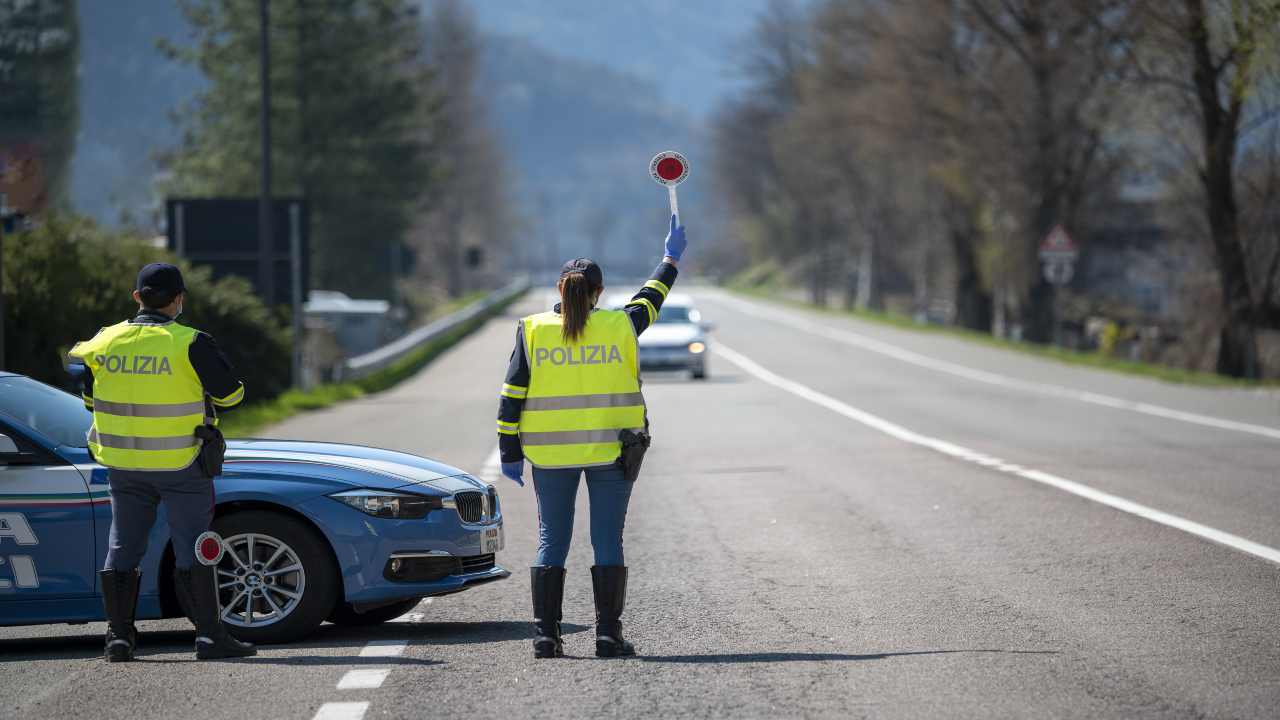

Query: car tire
[328,598,422,627]
[209,510,340,645]
[691,366,708,380]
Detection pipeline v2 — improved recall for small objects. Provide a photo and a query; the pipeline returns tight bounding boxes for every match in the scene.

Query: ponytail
[559,272,595,343]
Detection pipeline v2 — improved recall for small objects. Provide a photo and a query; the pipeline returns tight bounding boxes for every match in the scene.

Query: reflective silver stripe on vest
[91,399,206,418]
[89,429,198,451]
[518,428,642,446]
[523,392,645,412]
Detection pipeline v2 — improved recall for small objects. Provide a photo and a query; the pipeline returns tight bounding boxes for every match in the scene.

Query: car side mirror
[0,433,39,465]
[700,321,717,332]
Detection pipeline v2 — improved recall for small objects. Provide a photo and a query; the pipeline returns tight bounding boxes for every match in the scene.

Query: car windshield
[655,306,694,324]
[0,376,92,448]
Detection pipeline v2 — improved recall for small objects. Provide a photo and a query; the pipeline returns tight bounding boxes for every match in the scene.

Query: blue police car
[0,371,509,643]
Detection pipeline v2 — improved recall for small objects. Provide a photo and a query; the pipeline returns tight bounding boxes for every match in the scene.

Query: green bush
[1,213,291,401]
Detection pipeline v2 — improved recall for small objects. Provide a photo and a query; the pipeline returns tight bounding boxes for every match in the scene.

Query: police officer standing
[68,263,256,662]
[497,214,687,658]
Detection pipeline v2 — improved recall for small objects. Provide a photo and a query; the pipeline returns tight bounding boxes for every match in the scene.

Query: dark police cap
[136,263,186,296]
[560,257,603,289]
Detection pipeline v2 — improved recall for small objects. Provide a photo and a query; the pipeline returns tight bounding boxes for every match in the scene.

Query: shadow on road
[633,649,1061,664]
[310,619,587,646]
[0,619,571,662]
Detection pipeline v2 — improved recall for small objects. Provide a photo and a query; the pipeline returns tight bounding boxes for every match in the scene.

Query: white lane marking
[481,444,501,482]
[313,702,369,720]
[359,639,408,658]
[714,341,1280,566]
[717,293,1280,442]
[337,668,392,690]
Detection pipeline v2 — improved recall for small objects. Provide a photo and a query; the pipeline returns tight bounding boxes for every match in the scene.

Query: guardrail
[339,278,530,381]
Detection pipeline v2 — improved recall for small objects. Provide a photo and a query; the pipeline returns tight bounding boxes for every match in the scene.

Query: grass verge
[727,285,1275,388]
[220,288,526,438]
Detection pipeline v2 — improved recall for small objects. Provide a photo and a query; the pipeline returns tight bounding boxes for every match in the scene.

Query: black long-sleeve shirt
[497,261,678,462]
[79,311,246,416]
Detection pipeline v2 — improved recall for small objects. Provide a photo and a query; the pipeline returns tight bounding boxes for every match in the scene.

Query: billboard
[165,197,309,307]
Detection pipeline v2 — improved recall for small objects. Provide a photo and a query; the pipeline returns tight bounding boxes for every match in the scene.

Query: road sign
[1039,224,1078,286]
[650,150,689,221]
[1043,258,1075,285]
[1039,224,1078,261]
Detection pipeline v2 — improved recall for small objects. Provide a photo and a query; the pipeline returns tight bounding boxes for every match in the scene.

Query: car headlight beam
[329,489,443,519]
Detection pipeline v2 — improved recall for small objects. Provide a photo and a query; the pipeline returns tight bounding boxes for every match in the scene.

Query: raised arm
[623,214,685,336]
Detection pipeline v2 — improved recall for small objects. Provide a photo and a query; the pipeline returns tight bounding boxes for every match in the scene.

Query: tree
[161,0,434,300]
[411,0,514,300]
[0,0,78,209]
[1136,0,1280,377]
[952,0,1142,343]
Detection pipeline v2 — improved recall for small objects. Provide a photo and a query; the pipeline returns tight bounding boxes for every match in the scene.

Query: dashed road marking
[337,668,392,690]
[313,702,369,720]
[715,341,1280,566]
[358,639,408,658]
[717,293,1280,442]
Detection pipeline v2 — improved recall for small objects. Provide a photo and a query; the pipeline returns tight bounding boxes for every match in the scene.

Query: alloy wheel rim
[215,532,306,628]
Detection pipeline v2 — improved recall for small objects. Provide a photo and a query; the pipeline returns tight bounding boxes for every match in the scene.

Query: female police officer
[496,214,686,658]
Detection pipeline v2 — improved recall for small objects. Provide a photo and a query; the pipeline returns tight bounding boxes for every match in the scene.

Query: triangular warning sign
[1039,224,1078,260]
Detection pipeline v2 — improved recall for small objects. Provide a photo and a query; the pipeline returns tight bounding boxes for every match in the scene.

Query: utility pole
[258,0,275,306]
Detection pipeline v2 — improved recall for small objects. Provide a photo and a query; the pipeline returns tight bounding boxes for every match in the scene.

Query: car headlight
[688,342,706,354]
[329,489,443,519]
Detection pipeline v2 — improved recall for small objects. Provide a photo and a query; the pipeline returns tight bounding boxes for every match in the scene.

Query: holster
[193,424,226,478]
[617,429,650,483]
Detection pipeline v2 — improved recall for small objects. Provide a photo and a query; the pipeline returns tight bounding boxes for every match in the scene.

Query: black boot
[531,566,566,658]
[591,565,635,657]
[175,565,257,660]
[99,569,140,662]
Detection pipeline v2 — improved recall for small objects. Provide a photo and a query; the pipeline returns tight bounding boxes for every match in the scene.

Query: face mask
[172,302,183,320]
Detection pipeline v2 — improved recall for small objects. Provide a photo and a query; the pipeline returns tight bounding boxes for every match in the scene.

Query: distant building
[303,291,395,358]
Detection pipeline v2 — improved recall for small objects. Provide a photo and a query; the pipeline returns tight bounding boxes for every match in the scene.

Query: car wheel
[691,366,708,380]
[328,598,422,627]
[208,510,339,644]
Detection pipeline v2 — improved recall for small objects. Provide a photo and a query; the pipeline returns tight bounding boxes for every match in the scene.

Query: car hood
[224,439,487,494]
[638,323,703,346]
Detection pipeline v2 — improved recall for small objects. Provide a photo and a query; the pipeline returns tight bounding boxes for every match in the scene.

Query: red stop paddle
[650,151,689,221]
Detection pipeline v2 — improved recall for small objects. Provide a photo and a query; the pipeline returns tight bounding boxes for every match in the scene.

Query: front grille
[454,491,485,523]
[384,553,496,582]
[459,553,496,574]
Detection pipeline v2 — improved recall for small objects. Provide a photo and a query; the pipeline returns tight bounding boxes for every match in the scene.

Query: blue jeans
[532,464,633,567]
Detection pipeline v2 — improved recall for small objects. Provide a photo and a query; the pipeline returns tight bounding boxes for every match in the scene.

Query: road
[3,287,1279,719]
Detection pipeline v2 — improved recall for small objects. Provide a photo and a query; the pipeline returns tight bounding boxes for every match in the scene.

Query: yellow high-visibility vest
[518,309,645,469]
[68,320,207,471]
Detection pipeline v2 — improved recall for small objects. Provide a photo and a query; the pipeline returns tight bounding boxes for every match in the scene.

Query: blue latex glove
[501,460,525,487]
[664,214,687,261]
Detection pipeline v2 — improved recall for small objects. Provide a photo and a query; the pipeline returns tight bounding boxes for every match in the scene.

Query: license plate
[481,526,504,554]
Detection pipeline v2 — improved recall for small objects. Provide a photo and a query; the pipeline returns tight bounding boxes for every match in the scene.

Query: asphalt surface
[4,287,1279,719]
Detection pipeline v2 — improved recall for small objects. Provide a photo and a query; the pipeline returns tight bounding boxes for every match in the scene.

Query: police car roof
[0,371,18,378]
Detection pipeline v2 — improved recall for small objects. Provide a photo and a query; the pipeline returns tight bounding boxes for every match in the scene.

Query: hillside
[68,1,721,274]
